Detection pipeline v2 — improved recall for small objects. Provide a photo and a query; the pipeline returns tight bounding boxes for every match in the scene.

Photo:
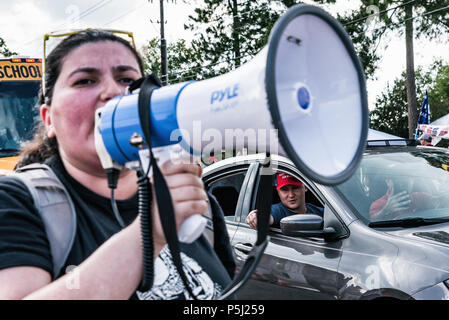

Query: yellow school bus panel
[0,59,42,81]
[0,156,18,175]
[0,58,41,175]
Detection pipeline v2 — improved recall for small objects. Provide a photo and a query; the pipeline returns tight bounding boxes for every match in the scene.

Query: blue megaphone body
[99,81,192,166]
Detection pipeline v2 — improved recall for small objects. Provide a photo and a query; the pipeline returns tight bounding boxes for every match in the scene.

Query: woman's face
[41,40,141,174]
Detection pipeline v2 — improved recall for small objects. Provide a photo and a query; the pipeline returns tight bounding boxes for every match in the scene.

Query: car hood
[381,222,449,292]
[413,230,449,246]
[388,222,449,248]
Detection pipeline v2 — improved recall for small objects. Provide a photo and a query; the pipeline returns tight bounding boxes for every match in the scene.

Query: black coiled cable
[136,169,154,292]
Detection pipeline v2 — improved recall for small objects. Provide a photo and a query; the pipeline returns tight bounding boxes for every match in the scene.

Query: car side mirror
[280,214,337,240]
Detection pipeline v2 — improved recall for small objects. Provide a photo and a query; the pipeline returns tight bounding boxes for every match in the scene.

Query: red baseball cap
[276,173,303,190]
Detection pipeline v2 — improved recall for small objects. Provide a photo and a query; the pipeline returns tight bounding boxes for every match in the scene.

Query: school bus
[0,57,42,174]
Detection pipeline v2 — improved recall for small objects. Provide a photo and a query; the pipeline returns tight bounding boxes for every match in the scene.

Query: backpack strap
[11,163,77,280]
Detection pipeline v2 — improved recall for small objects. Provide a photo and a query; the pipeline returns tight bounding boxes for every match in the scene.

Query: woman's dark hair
[15,29,144,169]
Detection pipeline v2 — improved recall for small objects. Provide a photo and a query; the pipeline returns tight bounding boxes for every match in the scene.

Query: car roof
[203,139,449,175]
[203,153,294,176]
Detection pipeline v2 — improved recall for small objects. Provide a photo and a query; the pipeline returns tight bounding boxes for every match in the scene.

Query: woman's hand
[150,160,208,250]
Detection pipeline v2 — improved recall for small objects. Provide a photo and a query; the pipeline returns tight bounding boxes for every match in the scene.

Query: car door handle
[234,243,253,254]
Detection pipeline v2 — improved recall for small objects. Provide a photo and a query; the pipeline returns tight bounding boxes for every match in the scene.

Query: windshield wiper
[369,217,449,228]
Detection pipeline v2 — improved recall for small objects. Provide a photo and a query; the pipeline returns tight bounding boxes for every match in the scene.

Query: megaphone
[97,4,368,184]
[95,4,368,241]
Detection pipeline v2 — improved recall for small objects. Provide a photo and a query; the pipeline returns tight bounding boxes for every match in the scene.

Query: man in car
[246,173,323,229]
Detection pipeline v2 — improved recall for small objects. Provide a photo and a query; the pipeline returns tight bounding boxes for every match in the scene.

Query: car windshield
[336,148,449,224]
[0,81,40,155]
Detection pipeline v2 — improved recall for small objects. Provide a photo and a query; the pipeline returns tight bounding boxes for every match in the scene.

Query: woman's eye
[119,77,135,85]
[74,78,95,86]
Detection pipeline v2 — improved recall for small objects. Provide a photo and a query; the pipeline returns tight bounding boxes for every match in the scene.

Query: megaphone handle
[178,214,207,244]
[143,147,207,244]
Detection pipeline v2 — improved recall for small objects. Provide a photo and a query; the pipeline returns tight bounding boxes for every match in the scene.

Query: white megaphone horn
[95,4,368,241]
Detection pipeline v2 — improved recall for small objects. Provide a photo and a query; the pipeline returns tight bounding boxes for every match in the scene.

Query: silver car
[203,141,449,300]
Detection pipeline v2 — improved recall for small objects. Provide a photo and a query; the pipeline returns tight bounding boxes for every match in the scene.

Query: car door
[232,163,344,300]
[203,162,260,241]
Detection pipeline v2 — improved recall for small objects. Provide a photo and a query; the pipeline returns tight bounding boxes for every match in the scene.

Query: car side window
[207,171,247,220]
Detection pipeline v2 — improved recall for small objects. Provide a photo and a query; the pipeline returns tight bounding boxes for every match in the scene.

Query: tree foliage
[0,36,17,57]
[144,1,442,83]
[141,0,449,142]
[429,61,449,121]
[173,0,380,81]
[358,0,449,137]
[357,0,448,36]
[183,0,284,79]
[370,60,449,138]
[141,38,198,84]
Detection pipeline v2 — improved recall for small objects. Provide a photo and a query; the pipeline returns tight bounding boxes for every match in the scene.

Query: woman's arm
[22,216,144,300]
[0,161,207,300]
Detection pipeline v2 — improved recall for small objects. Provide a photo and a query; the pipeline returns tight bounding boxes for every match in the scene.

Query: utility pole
[159,0,168,86]
[405,2,417,139]
[231,0,241,68]
[149,0,170,86]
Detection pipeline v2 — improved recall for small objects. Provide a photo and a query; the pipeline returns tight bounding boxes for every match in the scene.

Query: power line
[199,3,271,25]
[343,0,418,27]
[75,0,115,23]
[369,4,449,33]
[199,0,422,34]
[22,0,115,48]
[166,52,254,81]
[158,2,449,81]
[104,1,148,26]
[189,1,448,48]
[194,9,277,39]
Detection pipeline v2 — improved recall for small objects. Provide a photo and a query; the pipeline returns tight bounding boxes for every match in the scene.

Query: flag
[415,90,430,139]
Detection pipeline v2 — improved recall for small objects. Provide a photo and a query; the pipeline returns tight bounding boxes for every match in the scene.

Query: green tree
[181,0,382,80]
[358,0,449,138]
[370,76,410,138]
[428,62,449,148]
[0,36,17,57]
[184,0,283,79]
[182,0,448,137]
[429,61,449,121]
[141,38,198,84]
[334,7,385,80]
[370,61,449,138]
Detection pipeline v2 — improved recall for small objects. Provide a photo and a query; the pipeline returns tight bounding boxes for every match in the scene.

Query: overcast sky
[0,0,447,110]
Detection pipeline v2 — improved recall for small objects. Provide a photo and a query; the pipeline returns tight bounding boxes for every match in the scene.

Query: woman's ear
[40,104,56,138]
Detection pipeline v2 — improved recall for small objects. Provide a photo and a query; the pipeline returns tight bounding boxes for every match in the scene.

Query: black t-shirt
[0,155,231,299]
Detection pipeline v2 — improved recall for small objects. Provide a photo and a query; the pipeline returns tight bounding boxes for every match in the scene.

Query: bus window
[0,81,40,153]
[0,58,41,163]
